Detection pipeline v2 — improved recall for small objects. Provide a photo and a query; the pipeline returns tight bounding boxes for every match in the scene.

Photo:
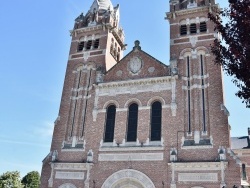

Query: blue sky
[0,0,249,178]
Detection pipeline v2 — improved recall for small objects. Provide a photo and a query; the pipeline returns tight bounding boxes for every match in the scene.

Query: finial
[133,40,141,50]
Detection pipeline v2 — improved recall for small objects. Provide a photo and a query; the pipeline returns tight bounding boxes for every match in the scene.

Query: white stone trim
[168,162,228,171]
[98,153,163,161]
[182,73,209,80]
[103,100,120,109]
[182,83,209,90]
[55,172,84,180]
[61,148,85,152]
[99,146,164,152]
[101,169,155,188]
[97,76,173,97]
[54,163,92,171]
[178,173,218,182]
[124,98,142,108]
[181,145,213,149]
[147,96,166,106]
[59,183,77,188]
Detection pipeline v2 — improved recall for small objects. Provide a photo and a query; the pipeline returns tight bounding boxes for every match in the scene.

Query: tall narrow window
[150,101,162,141]
[242,164,247,180]
[200,22,207,32]
[190,23,197,34]
[104,105,116,142]
[200,54,206,132]
[86,40,92,50]
[180,25,187,35]
[127,103,138,142]
[187,56,191,133]
[77,41,85,51]
[70,68,82,137]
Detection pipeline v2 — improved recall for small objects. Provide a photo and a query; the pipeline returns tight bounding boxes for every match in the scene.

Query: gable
[104,41,170,82]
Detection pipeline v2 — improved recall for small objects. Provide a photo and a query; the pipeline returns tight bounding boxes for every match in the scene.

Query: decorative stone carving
[87,149,93,163]
[170,148,177,162]
[148,67,155,73]
[128,56,142,74]
[83,52,90,61]
[190,36,198,47]
[96,71,104,83]
[101,169,155,188]
[218,146,226,161]
[51,150,58,162]
[98,153,163,161]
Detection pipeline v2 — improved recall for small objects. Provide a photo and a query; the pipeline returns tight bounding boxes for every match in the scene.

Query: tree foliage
[21,171,40,188]
[0,171,23,188]
[208,0,250,107]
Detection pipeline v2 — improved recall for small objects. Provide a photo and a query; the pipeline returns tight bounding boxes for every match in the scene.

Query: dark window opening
[200,22,207,32]
[242,164,247,180]
[93,39,100,49]
[78,42,85,51]
[150,101,162,141]
[180,25,187,35]
[187,56,191,133]
[190,23,197,34]
[179,0,186,9]
[127,103,138,142]
[86,40,92,50]
[104,105,116,142]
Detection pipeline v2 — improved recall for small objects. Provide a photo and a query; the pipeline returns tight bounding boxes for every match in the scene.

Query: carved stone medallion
[128,56,142,74]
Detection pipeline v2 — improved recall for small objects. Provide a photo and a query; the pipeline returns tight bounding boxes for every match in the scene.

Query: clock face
[128,56,142,74]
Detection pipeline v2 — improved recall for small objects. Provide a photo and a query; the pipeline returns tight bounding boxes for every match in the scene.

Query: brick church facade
[40,0,242,187]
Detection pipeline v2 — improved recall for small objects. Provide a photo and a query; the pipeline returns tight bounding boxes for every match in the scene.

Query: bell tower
[40,0,125,187]
[166,1,240,187]
[166,0,224,146]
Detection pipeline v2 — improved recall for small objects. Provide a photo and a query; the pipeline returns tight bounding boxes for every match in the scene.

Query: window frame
[126,103,139,142]
[150,101,162,141]
[104,105,116,143]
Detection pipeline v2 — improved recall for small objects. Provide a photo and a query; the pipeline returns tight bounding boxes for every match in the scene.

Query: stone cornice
[97,76,176,90]
[70,25,103,36]
[165,4,219,20]
[168,161,228,171]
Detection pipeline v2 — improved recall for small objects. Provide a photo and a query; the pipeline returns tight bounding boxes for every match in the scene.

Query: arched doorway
[101,169,155,188]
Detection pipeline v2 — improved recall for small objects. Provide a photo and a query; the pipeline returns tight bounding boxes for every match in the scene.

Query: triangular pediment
[104,41,170,82]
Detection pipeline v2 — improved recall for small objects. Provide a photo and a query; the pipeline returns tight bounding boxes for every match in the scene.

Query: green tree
[208,0,250,107]
[0,171,23,188]
[21,171,40,188]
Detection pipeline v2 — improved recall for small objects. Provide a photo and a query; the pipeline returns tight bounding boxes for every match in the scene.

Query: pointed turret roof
[89,0,114,13]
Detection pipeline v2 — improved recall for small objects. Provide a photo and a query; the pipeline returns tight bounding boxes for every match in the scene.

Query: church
[40,0,243,187]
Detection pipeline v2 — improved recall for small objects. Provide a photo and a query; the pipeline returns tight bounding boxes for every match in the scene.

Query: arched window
[104,105,116,142]
[150,101,162,141]
[127,103,138,142]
